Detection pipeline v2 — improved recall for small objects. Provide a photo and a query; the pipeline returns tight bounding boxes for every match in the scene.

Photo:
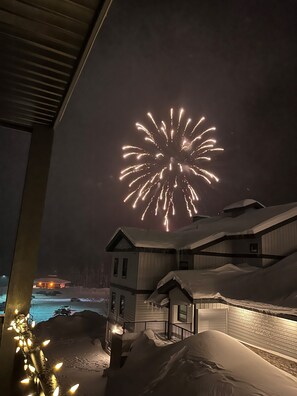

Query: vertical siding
[137,252,176,289]
[110,252,139,289]
[261,220,297,260]
[134,294,168,332]
[228,306,297,360]
[194,241,233,269]
[198,307,227,333]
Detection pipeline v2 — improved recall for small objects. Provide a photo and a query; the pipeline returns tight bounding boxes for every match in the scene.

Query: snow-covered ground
[0,287,109,323]
[106,330,297,396]
[34,311,110,396]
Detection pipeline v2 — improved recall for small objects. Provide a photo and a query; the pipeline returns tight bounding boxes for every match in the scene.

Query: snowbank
[106,330,297,396]
[34,310,107,342]
[33,311,109,396]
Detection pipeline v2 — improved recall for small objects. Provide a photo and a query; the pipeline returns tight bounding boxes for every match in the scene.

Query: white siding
[198,308,227,333]
[228,306,297,360]
[194,240,233,269]
[137,252,176,289]
[111,252,139,289]
[134,294,168,333]
[261,220,297,265]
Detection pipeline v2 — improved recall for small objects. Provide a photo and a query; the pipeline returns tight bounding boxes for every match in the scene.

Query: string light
[8,309,80,395]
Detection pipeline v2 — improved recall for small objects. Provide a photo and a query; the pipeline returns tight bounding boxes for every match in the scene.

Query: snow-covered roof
[107,201,297,251]
[223,199,264,212]
[34,277,71,284]
[153,253,297,316]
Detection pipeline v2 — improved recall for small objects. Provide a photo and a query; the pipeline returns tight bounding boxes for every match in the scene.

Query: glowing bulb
[54,362,63,370]
[42,340,50,347]
[69,384,79,394]
[31,321,36,328]
[28,365,35,373]
[16,347,20,353]
[27,339,32,347]
[53,386,60,396]
[20,378,30,384]
[14,309,18,314]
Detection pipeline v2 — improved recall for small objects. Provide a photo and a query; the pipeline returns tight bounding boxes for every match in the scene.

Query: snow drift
[106,330,297,396]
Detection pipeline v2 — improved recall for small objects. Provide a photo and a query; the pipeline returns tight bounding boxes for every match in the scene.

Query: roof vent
[223,199,265,216]
[192,215,210,223]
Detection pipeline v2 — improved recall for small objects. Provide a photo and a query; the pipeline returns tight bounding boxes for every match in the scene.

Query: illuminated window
[250,243,258,253]
[113,258,119,276]
[119,295,125,317]
[111,292,116,313]
[177,305,187,322]
[122,258,128,278]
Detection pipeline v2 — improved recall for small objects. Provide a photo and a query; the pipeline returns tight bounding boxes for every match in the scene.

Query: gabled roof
[223,199,264,213]
[151,252,297,317]
[106,201,297,252]
[106,226,177,251]
[34,277,71,284]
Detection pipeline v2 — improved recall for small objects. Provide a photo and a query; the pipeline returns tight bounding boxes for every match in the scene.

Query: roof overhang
[0,0,113,132]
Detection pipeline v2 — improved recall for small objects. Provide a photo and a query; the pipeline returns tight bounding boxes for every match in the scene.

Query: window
[119,295,125,317]
[177,305,187,322]
[250,243,258,253]
[122,258,128,278]
[113,258,119,276]
[111,292,116,313]
[179,261,189,270]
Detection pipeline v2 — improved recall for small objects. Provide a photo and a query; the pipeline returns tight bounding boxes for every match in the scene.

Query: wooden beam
[0,125,54,395]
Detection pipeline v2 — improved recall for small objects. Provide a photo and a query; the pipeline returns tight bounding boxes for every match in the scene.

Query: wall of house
[261,220,297,266]
[231,237,262,266]
[194,240,233,269]
[137,252,177,290]
[108,286,136,325]
[134,294,168,333]
[228,306,297,360]
[196,302,228,333]
[110,252,139,289]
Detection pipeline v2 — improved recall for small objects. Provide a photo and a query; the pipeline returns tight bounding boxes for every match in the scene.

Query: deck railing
[123,320,168,336]
[171,323,194,340]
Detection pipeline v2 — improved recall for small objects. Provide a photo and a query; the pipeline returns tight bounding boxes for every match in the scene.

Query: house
[34,275,71,289]
[105,199,297,359]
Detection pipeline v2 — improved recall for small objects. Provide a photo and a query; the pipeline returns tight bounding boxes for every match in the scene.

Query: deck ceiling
[0,0,112,132]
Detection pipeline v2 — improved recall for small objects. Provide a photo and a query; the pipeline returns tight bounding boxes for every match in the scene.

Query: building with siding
[105,199,297,357]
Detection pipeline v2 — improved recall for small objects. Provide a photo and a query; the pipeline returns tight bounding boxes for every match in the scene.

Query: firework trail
[120,108,223,231]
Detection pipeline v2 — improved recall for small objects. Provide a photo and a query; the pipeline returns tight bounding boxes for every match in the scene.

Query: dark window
[113,258,119,276]
[250,243,258,253]
[111,292,116,313]
[119,295,125,317]
[177,305,187,322]
[122,258,128,278]
[179,261,189,270]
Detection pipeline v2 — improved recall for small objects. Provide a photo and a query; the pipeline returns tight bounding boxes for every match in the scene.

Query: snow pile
[156,253,297,315]
[34,311,109,396]
[34,310,107,341]
[106,330,297,396]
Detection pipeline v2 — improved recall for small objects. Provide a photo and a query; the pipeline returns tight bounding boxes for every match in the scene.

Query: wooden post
[0,126,54,395]
[194,306,198,334]
[168,301,173,339]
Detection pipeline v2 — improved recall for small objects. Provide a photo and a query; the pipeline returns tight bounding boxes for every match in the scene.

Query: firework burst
[120,108,223,231]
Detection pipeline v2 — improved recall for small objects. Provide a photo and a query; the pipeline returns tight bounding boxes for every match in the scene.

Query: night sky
[1,0,297,277]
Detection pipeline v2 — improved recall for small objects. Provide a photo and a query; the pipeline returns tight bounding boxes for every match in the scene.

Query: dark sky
[1,0,297,276]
